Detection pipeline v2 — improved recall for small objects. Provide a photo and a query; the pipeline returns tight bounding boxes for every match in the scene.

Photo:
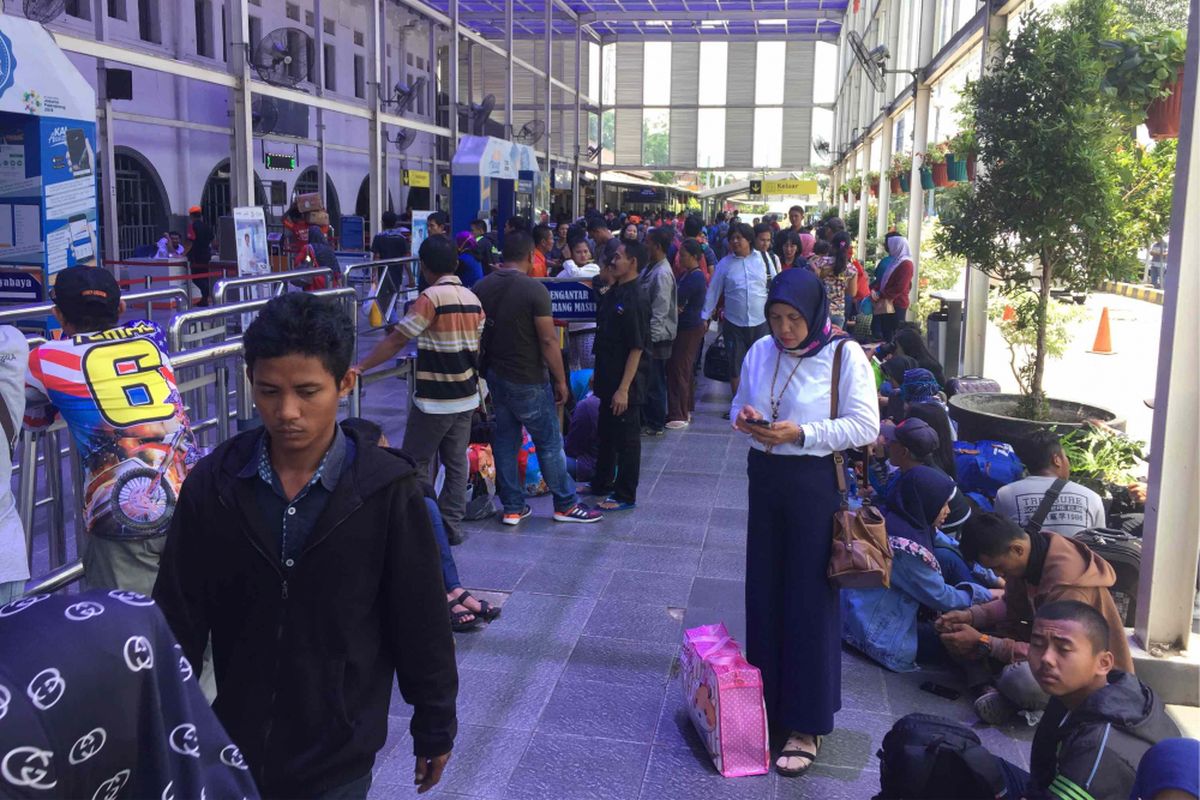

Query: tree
[935,0,1127,418]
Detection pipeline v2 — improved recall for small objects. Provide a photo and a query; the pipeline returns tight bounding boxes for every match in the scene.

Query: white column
[572,25,582,218]
[906,0,938,311]
[92,0,119,264]
[367,0,383,238]
[228,0,254,208]
[1135,7,1200,655]
[544,0,553,171]
[858,140,870,256]
[876,117,893,251]
[315,0,327,207]
[449,0,459,166]
[961,6,1006,375]
[504,0,514,139]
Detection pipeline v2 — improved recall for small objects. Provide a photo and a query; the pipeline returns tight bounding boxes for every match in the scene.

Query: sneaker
[641,426,666,437]
[665,420,689,430]
[501,506,532,526]
[974,688,1017,725]
[553,503,603,523]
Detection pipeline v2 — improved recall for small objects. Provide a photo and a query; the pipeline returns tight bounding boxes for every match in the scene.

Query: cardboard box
[306,209,330,227]
[296,192,324,213]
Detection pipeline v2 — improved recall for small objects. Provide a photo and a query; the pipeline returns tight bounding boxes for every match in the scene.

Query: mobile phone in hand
[919,681,961,701]
[744,418,772,427]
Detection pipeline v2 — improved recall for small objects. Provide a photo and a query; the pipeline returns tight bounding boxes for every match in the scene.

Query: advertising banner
[40,116,97,276]
[234,206,269,329]
[411,211,430,259]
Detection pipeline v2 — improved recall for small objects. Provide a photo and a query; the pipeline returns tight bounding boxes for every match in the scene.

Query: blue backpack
[953,440,1025,500]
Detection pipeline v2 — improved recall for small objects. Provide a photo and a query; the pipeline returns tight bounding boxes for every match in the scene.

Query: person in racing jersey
[24,266,200,595]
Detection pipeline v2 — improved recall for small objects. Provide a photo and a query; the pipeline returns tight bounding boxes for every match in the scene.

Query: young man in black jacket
[995,601,1179,800]
[153,293,458,799]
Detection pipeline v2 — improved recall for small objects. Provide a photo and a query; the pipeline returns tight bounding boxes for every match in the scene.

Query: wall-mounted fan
[467,94,496,136]
[24,0,65,23]
[586,145,601,161]
[847,31,888,92]
[253,27,311,88]
[387,129,417,152]
[386,77,426,114]
[252,96,279,135]
[514,119,546,146]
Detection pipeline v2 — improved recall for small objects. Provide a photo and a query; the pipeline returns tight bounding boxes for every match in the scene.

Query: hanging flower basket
[870,180,880,197]
[919,166,934,190]
[890,177,903,195]
[966,154,977,182]
[1146,70,1184,139]
[899,172,912,193]
[931,161,951,187]
[945,154,969,183]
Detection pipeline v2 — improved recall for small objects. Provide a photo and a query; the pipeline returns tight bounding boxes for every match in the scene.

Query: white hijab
[881,235,914,290]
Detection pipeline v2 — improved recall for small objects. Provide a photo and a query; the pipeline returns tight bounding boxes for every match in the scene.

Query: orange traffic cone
[1089,307,1115,355]
[1002,305,1015,322]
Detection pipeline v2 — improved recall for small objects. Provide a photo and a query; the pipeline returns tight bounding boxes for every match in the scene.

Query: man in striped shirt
[355,235,484,544]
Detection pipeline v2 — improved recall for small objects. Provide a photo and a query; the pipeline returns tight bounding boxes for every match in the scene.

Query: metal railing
[0,287,190,329]
[14,288,365,597]
[211,268,334,305]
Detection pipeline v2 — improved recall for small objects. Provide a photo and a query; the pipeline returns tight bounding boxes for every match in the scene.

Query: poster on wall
[40,117,98,276]
[233,206,269,329]
[411,211,430,261]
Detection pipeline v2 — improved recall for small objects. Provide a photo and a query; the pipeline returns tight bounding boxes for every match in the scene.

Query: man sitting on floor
[993,601,1179,800]
[936,512,1133,724]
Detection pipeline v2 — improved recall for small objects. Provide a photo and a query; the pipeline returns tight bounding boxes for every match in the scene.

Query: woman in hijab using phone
[731,268,879,779]
[842,466,993,673]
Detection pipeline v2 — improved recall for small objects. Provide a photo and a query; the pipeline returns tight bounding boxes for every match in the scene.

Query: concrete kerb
[1099,280,1165,305]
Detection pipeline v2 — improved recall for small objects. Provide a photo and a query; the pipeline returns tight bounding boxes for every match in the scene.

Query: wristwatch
[974,634,992,658]
[794,427,806,447]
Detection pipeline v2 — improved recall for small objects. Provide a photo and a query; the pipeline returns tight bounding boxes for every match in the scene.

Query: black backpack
[875,714,1007,799]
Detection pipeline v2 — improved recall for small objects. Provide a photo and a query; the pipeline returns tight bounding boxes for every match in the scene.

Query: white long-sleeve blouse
[730,335,881,457]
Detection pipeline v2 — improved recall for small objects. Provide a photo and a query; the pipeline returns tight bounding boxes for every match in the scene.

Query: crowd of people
[0,198,1192,800]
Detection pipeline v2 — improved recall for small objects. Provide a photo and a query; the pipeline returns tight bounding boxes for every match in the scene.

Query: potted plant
[1103,28,1187,139]
[924,148,951,187]
[889,152,913,193]
[846,174,863,196]
[868,171,881,197]
[944,131,975,181]
[1060,422,1145,510]
[935,0,1129,433]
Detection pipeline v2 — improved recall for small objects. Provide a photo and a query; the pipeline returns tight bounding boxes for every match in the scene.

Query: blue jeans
[425,497,460,591]
[488,372,577,514]
[643,357,668,431]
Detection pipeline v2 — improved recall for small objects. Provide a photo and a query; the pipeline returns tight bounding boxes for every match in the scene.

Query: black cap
[52,266,121,319]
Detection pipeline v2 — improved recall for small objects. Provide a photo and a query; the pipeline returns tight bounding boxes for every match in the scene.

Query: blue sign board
[0,270,39,301]
[541,278,596,321]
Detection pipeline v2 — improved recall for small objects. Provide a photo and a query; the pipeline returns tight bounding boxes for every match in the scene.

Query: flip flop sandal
[448,600,482,633]
[455,589,501,622]
[775,735,822,778]
[598,496,636,511]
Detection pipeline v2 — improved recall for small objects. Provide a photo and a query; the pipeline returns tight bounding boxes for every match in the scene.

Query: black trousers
[188,258,213,302]
[592,402,642,504]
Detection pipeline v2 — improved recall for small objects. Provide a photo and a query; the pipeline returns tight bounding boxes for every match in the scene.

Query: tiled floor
[358,356,1036,800]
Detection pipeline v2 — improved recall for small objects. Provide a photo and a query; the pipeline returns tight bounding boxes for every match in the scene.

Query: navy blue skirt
[744,447,842,736]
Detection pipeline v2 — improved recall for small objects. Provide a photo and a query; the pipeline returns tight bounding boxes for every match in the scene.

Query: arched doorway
[96,147,171,259]
[199,159,268,229]
[354,175,395,218]
[293,167,341,230]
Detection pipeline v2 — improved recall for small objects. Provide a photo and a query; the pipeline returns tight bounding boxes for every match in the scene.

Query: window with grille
[138,0,161,44]
[324,44,336,91]
[108,0,127,21]
[324,18,336,35]
[113,154,166,260]
[354,55,365,99]
[66,0,92,19]
[286,3,299,21]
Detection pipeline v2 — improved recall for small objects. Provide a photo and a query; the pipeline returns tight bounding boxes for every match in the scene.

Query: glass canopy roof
[423,0,846,40]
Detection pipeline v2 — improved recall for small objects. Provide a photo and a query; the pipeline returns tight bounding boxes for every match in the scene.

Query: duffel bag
[954,440,1024,500]
[946,375,1002,397]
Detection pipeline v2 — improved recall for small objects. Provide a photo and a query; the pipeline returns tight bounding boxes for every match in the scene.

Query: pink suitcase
[679,623,770,777]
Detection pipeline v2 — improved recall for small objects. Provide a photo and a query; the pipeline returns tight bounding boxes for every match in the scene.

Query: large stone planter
[949,393,1125,451]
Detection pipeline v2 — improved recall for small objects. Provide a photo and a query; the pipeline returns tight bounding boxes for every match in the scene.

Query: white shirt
[702,252,771,328]
[731,336,880,457]
[559,260,601,332]
[155,238,184,259]
[994,476,1107,536]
